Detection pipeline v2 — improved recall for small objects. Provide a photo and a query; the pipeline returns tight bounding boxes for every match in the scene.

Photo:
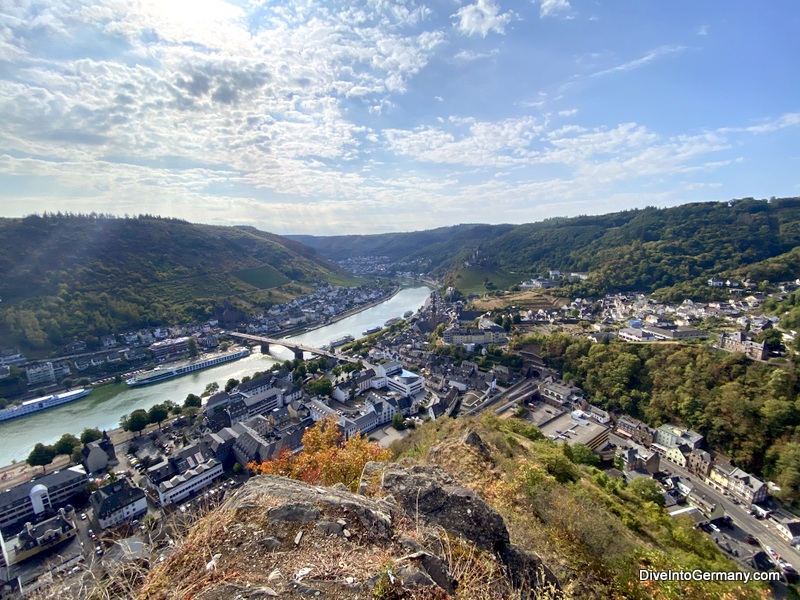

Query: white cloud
[590,45,686,78]
[538,0,572,19]
[697,25,709,36]
[453,0,515,37]
[453,48,500,62]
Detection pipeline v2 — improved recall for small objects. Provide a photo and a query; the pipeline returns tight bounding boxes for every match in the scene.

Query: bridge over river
[227,332,360,363]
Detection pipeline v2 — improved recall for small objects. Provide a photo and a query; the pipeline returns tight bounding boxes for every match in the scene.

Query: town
[2,270,800,597]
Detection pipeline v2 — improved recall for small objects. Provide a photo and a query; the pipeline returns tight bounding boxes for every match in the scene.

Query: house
[707,461,768,506]
[26,362,56,387]
[664,444,690,468]
[0,508,76,567]
[332,384,352,403]
[727,467,768,506]
[90,479,147,529]
[81,432,118,474]
[655,424,703,450]
[539,379,583,409]
[586,405,610,425]
[718,331,768,361]
[64,341,86,354]
[708,277,725,287]
[365,393,397,425]
[616,445,660,475]
[146,445,223,506]
[687,449,713,478]
[615,415,655,446]
[776,519,800,546]
[448,376,469,392]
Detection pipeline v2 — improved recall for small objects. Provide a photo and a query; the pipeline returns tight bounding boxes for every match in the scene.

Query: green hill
[296,197,800,298]
[0,214,353,354]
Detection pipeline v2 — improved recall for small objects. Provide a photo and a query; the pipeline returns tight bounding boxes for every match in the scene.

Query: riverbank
[0,421,155,488]
[0,285,432,467]
[282,285,402,339]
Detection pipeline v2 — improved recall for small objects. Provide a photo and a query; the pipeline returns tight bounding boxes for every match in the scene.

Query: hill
[57,417,770,600]
[296,197,800,298]
[0,214,353,354]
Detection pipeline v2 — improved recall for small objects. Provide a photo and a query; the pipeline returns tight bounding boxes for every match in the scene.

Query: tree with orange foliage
[248,416,392,491]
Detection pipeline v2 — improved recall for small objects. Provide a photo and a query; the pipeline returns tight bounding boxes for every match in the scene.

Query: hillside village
[4,270,800,596]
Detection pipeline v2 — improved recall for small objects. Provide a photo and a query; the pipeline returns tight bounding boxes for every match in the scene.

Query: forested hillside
[0,214,348,354]
[297,197,800,298]
[523,333,800,505]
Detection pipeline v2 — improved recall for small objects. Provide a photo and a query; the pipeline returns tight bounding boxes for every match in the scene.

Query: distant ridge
[291,197,800,298]
[0,214,351,354]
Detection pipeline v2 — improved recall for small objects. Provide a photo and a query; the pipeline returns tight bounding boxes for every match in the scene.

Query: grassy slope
[390,416,771,600]
[447,266,523,296]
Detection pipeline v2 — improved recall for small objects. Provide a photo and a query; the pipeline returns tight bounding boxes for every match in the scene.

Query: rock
[268,502,320,522]
[315,520,343,535]
[461,429,491,458]
[294,530,304,545]
[259,537,281,550]
[364,462,559,599]
[378,463,508,552]
[223,475,394,541]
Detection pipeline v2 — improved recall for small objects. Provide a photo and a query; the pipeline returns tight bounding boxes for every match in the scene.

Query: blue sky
[0,0,798,234]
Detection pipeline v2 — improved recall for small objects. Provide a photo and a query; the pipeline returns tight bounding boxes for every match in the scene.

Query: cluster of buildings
[519,271,589,290]
[241,284,392,336]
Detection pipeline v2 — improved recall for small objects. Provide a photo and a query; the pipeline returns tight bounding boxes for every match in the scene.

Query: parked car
[745,534,759,545]
[80,513,87,520]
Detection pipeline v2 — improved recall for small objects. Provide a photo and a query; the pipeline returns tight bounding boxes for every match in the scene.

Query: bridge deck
[228,332,359,363]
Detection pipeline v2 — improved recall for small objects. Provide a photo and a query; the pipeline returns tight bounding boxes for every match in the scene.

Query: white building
[91,480,147,529]
[387,370,425,397]
[156,459,222,506]
[26,362,56,386]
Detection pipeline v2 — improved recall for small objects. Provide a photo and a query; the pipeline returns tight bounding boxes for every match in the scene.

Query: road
[665,459,798,578]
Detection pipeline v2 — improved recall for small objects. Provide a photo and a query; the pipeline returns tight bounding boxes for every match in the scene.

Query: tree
[28,443,56,472]
[306,377,333,397]
[148,404,169,429]
[392,413,405,431]
[249,416,392,491]
[80,428,103,444]
[187,337,199,358]
[184,393,202,408]
[203,382,220,397]
[122,409,149,436]
[569,444,600,467]
[53,434,81,457]
[628,477,666,506]
[225,378,240,393]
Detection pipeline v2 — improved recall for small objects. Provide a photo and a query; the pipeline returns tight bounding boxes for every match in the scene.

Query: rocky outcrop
[361,461,559,596]
[139,432,560,599]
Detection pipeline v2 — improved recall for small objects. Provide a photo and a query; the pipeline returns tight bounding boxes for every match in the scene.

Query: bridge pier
[292,348,304,361]
[260,343,270,354]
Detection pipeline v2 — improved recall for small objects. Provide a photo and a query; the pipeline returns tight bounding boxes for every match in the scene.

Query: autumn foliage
[248,416,392,491]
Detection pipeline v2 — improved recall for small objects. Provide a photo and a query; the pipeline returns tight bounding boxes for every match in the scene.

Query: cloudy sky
[0,0,798,234]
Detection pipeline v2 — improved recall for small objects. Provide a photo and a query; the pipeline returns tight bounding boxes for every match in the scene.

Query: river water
[0,285,432,466]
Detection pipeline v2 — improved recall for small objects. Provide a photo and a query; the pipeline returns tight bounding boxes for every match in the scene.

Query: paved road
[665,459,798,574]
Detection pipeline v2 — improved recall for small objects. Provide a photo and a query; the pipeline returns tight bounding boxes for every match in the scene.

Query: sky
[0,1,798,235]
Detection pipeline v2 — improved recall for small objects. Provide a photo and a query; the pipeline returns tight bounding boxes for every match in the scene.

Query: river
[0,285,432,466]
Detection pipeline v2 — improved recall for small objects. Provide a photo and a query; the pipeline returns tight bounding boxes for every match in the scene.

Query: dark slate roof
[0,467,88,510]
[237,374,274,394]
[91,480,145,519]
